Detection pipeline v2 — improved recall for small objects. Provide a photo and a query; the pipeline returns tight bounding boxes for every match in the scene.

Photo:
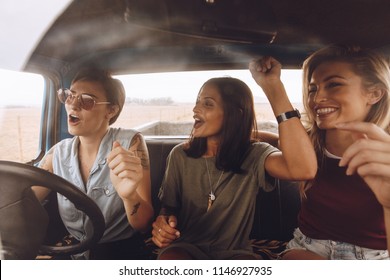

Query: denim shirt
[52,127,138,243]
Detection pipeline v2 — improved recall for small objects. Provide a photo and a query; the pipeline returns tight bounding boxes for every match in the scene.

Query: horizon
[0,68,303,107]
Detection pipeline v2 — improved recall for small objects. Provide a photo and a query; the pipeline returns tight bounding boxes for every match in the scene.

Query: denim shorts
[284,228,389,260]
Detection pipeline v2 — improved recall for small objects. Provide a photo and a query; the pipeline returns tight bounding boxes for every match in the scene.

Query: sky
[0,69,44,107]
[0,68,303,107]
[117,69,303,104]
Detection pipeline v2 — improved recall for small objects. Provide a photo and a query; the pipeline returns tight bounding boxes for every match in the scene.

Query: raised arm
[337,121,390,251]
[249,57,317,180]
[107,133,154,232]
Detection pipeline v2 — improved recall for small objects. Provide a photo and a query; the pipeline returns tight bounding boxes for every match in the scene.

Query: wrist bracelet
[276,109,301,124]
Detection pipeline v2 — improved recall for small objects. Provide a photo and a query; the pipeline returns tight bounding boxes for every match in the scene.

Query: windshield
[113,69,303,135]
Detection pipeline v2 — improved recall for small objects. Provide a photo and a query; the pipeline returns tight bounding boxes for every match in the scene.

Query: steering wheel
[0,160,105,259]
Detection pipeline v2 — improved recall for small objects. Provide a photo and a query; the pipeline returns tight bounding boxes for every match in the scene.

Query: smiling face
[65,80,113,137]
[192,83,224,140]
[307,61,374,130]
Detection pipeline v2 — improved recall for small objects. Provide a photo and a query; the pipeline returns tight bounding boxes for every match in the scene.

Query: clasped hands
[152,215,180,248]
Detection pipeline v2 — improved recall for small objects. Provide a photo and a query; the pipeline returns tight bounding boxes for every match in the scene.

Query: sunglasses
[57,88,111,111]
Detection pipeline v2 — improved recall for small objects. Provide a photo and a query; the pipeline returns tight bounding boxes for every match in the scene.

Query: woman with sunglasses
[33,67,153,259]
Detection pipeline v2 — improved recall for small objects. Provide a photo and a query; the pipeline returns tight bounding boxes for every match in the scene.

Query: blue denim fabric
[285,228,389,260]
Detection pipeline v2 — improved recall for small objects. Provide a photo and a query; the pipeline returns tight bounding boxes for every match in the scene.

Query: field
[0,103,288,163]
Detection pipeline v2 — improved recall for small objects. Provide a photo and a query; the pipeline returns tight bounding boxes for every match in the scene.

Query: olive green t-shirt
[158,142,278,259]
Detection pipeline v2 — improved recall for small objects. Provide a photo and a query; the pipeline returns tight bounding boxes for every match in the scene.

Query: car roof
[4,0,390,76]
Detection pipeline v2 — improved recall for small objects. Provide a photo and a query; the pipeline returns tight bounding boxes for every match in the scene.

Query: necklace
[205,158,224,211]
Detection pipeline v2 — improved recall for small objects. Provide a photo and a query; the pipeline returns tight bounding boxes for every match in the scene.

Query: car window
[0,69,44,163]
[0,68,301,162]
[113,69,303,135]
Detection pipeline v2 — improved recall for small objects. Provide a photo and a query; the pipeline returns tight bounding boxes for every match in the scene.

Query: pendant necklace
[205,158,224,211]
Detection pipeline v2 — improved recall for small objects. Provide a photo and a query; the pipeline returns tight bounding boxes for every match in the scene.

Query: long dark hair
[184,77,258,173]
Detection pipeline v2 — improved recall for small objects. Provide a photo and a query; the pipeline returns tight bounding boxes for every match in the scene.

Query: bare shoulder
[33,146,56,201]
[38,146,55,173]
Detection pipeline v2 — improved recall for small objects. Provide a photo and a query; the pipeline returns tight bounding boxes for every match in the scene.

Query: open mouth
[69,114,80,124]
[316,107,337,116]
[193,116,204,129]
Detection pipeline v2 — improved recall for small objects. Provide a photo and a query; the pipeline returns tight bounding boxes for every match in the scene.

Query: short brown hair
[72,67,125,125]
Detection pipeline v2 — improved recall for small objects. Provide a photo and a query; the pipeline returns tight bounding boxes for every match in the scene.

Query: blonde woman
[282,45,390,259]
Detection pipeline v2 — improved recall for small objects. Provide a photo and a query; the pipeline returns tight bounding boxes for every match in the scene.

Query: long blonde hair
[301,45,390,193]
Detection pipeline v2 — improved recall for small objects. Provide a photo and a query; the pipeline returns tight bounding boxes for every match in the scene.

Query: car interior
[1,0,390,260]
